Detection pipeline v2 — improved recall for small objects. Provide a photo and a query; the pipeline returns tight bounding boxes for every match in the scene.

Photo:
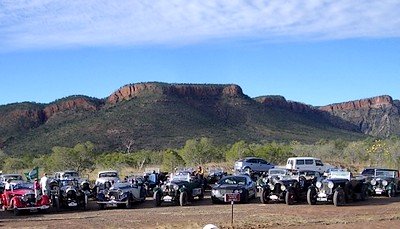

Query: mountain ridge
[1,82,397,155]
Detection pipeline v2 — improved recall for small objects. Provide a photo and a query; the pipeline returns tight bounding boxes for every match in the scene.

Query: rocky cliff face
[255,95,315,113]
[107,83,244,104]
[44,97,101,119]
[0,96,103,146]
[319,95,400,137]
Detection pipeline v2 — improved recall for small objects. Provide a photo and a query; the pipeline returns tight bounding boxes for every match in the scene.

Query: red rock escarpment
[43,97,99,119]
[255,95,314,113]
[319,95,393,112]
[107,83,244,104]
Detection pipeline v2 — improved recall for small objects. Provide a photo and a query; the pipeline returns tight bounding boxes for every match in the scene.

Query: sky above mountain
[1,1,399,106]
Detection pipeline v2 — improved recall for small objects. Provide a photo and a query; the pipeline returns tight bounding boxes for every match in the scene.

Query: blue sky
[1,1,399,106]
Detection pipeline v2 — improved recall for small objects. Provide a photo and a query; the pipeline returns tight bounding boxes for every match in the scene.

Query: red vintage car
[0,182,50,215]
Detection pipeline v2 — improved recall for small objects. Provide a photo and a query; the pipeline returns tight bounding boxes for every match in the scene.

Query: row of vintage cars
[1,158,400,215]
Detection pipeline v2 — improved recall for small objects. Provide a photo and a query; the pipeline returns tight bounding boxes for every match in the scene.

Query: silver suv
[234,157,275,173]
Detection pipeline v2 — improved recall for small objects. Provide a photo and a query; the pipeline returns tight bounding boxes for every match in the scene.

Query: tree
[47,142,96,174]
[180,138,216,165]
[225,140,252,162]
[162,149,185,172]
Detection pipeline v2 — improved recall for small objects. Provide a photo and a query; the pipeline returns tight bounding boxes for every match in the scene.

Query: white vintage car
[95,170,120,189]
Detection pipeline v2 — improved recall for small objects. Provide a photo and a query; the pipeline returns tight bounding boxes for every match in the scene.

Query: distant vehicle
[234,157,275,173]
[0,182,50,215]
[153,171,204,207]
[259,169,320,205]
[97,182,146,209]
[211,175,256,204]
[0,174,24,193]
[50,178,88,210]
[361,168,400,197]
[286,157,332,173]
[307,170,368,206]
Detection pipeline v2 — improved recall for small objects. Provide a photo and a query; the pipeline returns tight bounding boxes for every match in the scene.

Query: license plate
[164,196,172,202]
[270,195,278,200]
[68,202,78,207]
[317,197,328,201]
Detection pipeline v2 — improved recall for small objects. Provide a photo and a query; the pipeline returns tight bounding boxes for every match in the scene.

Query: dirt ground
[1,194,400,229]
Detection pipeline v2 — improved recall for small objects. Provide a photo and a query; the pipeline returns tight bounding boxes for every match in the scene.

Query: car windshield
[99,172,118,178]
[171,173,190,182]
[218,177,246,185]
[63,172,79,178]
[12,182,33,190]
[269,169,287,176]
[112,182,131,189]
[4,175,23,180]
[375,170,396,178]
[61,180,78,186]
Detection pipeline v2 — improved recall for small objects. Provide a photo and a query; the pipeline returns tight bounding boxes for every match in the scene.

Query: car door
[258,159,271,172]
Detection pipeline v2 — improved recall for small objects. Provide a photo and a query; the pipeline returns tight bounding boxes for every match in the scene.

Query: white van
[286,157,331,173]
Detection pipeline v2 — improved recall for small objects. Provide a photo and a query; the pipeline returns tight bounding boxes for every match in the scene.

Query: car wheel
[285,189,295,205]
[98,204,105,210]
[179,191,188,206]
[13,208,20,216]
[127,194,133,208]
[333,188,345,206]
[54,196,60,212]
[211,197,219,204]
[154,190,162,207]
[361,185,368,201]
[307,188,317,205]
[198,188,204,200]
[260,188,270,204]
[388,187,396,198]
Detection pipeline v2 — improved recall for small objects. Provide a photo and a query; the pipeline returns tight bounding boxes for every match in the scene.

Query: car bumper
[97,200,128,205]
[16,205,50,211]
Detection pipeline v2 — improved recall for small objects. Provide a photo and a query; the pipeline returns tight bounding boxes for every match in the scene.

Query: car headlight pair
[211,189,219,195]
[269,183,275,190]
[234,189,243,194]
[316,181,334,189]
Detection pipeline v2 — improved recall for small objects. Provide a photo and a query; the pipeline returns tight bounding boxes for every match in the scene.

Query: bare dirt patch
[1,195,400,229]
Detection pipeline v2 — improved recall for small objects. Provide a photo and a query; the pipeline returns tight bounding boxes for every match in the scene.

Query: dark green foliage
[162,149,185,172]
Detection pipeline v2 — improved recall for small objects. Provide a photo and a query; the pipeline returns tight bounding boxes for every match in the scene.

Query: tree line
[1,136,400,174]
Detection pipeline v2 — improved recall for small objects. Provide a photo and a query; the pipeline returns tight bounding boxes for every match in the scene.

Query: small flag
[24,167,39,181]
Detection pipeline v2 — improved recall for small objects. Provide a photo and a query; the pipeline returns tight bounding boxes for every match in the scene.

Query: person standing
[40,173,49,196]
[33,178,41,198]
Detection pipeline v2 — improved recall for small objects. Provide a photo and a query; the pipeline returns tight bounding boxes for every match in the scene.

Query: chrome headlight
[371,179,377,186]
[269,183,275,190]
[234,189,243,193]
[382,180,388,186]
[173,184,179,190]
[316,181,322,189]
[211,189,218,195]
[328,181,334,189]
[280,185,286,191]
[161,185,166,191]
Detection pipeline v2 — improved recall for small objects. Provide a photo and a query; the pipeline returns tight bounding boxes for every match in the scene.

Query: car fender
[11,196,23,208]
[40,195,50,205]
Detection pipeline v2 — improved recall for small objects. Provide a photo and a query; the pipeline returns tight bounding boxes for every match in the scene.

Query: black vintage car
[97,182,146,209]
[205,168,227,190]
[50,179,88,210]
[211,175,257,204]
[258,169,318,205]
[361,168,400,197]
[153,171,204,207]
[307,170,368,206]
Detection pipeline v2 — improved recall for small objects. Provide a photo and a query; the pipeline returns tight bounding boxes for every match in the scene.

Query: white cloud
[0,0,399,50]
